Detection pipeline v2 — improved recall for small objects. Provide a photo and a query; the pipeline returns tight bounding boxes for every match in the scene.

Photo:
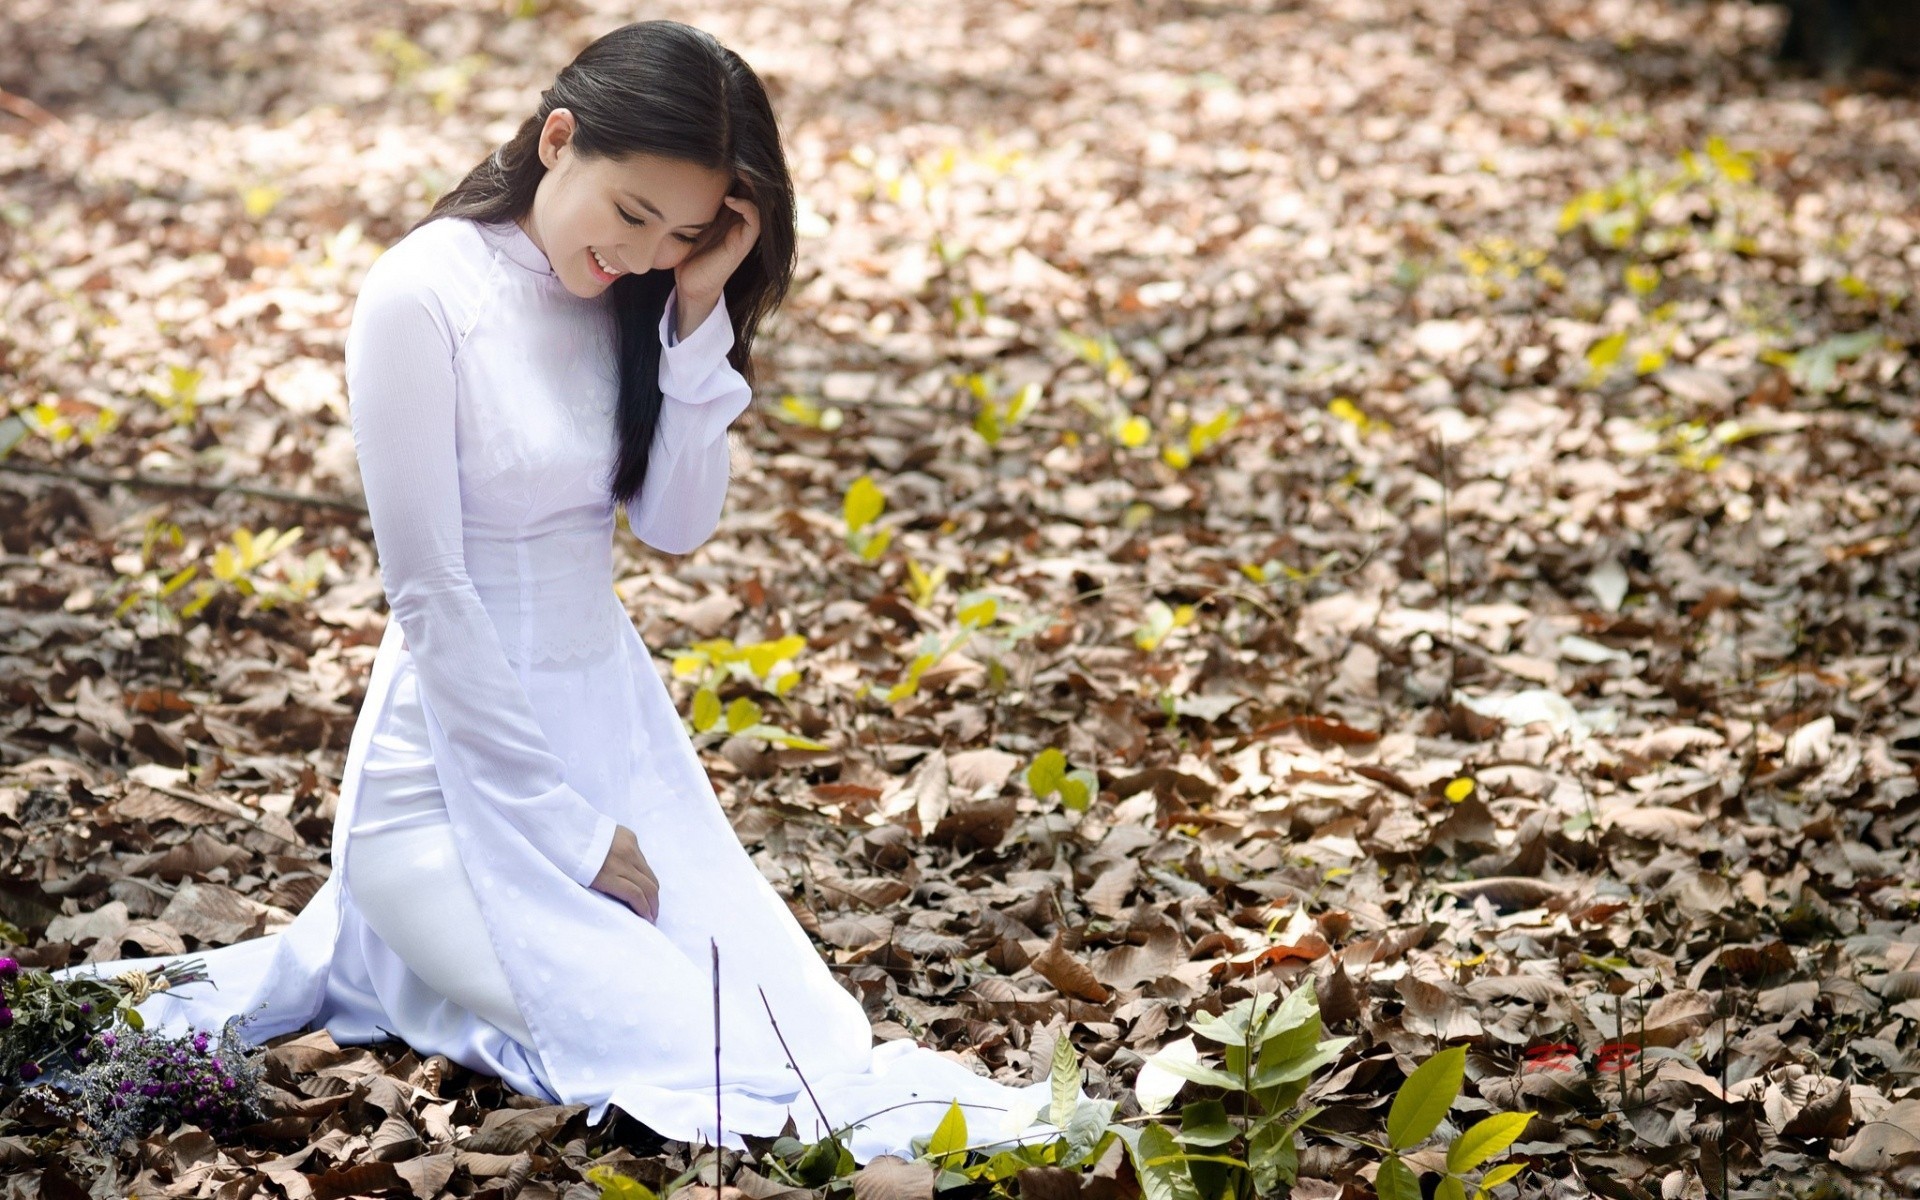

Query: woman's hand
[673,193,759,337]
[589,825,660,922]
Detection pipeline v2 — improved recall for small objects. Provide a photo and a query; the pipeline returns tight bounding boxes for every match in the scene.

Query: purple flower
[221,1076,235,1090]
[99,1032,116,1048]
[0,1006,12,1030]
[79,1001,92,1014]
[18,1061,40,1082]
[192,1031,210,1053]
[0,957,18,981]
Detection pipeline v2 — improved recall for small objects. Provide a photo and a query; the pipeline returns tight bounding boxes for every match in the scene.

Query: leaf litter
[3,0,1920,1196]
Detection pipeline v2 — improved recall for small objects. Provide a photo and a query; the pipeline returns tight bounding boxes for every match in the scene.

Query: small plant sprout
[1326,397,1390,438]
[770,393,844,430]
[1058,330,1136,389]
[669,635,825,750]
[958,372,1040,447]
[148,365,203,426]
[1159,406,1238,469]
[1373,1045,1532,1200]
[112,523,326,625]
[905,559,949,607]
[23,397,120,449]
[1128,985,1354,1198]
[1239,551,1341,588]
[880,589,1049,703]
[1026,747,1098,812]
[1133,599,1196,651]
[197,526,327,617]
[843,474,891,562]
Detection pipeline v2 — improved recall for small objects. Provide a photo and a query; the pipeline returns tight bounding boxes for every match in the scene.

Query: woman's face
[517,107,734,299]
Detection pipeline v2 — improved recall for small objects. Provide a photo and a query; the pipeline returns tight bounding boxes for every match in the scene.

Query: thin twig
[757,984,839,1144]
[711,938,725,1179]
[0,459,369,515]
[1437,430,1456,703]
[0,87,67,132]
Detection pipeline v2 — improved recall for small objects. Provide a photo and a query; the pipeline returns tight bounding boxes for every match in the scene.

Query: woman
[53,20,1068,1162]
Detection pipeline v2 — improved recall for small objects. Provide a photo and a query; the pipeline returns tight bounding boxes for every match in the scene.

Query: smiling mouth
[587,247,625,281]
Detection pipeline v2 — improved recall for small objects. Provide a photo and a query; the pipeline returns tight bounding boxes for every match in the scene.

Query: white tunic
[52,215,1069,1160]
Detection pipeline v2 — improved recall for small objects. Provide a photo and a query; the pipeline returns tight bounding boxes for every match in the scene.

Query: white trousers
[344,664,535,1047]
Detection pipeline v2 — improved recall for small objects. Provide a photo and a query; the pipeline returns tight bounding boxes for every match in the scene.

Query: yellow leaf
[1705,135,1753,184]
[1116,414,1151,448]
[958,596,998,628]
[725,696,762,733]
[844,475,885,531]
[1586,331,1628,374]
[1624,263,1660,295]
[1445,777,1476,803]
[691,688,721,732]
[858,527,893,561]
[241,185,282,220]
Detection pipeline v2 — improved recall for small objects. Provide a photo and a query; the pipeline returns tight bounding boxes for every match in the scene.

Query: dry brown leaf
[1031,932,1112,1003]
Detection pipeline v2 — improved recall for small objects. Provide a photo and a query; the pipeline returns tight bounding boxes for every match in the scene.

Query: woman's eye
[618,204,702,244]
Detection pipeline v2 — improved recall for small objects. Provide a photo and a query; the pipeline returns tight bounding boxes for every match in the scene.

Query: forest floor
[2,0,1918,1197]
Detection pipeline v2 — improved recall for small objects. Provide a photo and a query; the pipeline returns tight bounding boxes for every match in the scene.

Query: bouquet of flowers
[28,1016,269,1155]
[1,955,269,1154]
[0,954,210,1085]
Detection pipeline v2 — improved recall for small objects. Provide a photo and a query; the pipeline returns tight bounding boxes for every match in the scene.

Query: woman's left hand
[673,194,759,337]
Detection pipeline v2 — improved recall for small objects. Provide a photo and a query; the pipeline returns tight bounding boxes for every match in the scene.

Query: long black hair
[410,20,794,507]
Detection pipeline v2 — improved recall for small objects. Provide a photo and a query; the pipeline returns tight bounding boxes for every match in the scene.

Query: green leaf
[1375,1156,1421,1200]
[1446,1111,1532,1174]
[1476,1161,1527,1198]
[926,1099,967,1164]
[1247,1114,1300,1195]
[1175,1099,1239,1149]
[1134,1124,1201,1200]
[1061,769,1097,811]
[1388,1044,1466,1150]
[1050,1036,1080,1127]
[1061,1098,1116,1167]
[1250,1037,1352,1088]
[1027,748,1067,796]
[1436,1176,1468,1200]
[1137,1052,1245,1092]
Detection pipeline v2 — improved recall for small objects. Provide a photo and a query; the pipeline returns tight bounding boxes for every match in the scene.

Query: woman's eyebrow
[621,191,714,230]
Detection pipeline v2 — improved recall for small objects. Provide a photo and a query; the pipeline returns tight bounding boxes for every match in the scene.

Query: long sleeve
[344,270,618,888]
[623,288,753,554]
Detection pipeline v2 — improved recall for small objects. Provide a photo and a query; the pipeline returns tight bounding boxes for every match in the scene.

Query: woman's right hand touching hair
[590,825,660,922]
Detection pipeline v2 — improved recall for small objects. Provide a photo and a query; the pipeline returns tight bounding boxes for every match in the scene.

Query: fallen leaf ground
[2,0,1918,1197]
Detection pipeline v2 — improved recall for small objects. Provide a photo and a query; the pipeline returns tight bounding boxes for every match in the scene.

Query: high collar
[489,217,559,279]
